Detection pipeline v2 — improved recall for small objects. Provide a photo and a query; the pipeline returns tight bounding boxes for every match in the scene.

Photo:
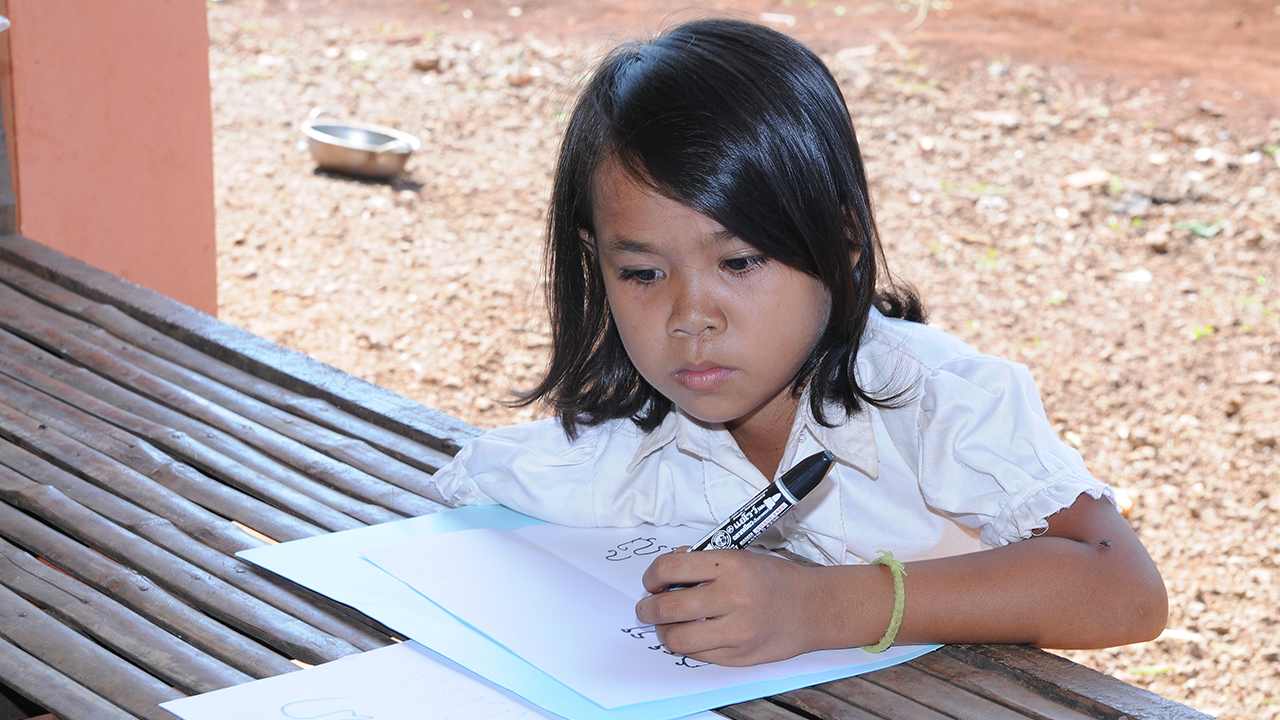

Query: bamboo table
[0,234,1208,720]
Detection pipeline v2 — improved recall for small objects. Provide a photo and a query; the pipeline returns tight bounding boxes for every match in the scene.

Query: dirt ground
[206,1,1280,717]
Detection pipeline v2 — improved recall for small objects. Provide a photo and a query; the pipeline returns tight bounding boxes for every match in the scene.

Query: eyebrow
[602,229,738,256]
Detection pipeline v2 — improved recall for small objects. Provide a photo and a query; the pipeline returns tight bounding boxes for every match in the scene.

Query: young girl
[426,18,1167,667]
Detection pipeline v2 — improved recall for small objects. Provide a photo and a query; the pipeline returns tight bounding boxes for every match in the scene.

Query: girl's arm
[634,493,1168,667]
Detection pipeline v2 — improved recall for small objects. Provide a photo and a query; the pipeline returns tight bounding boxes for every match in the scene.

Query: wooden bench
[0,234,1209,720]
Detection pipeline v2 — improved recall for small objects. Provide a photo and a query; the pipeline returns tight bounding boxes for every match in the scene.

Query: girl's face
[591,162,832,443]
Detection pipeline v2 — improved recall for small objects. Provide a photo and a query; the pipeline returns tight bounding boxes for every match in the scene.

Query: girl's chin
[671,399,752,427]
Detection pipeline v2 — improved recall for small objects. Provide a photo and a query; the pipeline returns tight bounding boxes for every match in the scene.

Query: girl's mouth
[674,365,735,393]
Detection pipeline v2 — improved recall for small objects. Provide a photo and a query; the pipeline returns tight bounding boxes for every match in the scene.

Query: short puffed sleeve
[916,355,1113,547]
[424,417,649,527]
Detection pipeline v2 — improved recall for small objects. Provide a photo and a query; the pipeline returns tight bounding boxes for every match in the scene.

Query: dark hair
[518,17,925,438]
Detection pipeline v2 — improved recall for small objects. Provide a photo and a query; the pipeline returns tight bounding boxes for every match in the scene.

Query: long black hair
[518,18,925,438]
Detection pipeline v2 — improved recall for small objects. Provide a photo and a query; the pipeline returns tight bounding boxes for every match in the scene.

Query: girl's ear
[579,228,597,260]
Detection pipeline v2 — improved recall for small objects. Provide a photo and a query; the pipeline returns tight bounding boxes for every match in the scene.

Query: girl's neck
[726,397,801,479]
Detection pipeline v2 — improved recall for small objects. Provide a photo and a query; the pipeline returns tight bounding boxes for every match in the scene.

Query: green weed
[1189,325,1216,341]
[1174,220,1221,238]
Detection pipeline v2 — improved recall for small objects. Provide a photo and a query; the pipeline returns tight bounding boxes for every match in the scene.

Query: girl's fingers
[654,614,780,667]
[654,617,724,659]
[640,548,727,593]
[636,580,714,625]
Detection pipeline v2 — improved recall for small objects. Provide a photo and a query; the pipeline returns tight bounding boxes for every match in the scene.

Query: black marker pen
[687,450,834,553]
[665,451,834,590]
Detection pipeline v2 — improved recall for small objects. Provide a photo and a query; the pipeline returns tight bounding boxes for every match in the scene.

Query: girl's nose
[666,278,725,337]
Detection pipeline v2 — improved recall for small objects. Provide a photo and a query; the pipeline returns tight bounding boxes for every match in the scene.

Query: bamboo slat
[912,648,1102,720]
[0,257,454,474]
[816,676,956,720]
[0,353,362,534]
[0,443,394,652]
[0,400,312,550]
[0,474,361,666]
[0,499,299,678]
[66,295,456,475]
[0,283,438,517]
[858,663,1035,720]
[0,237,482,456]
[0,328,406,529]
[0,582,183,720]
[0,535,252,695]
[950,645,1211,720]
[80,302,455,482]
[0,635,137,720]
[0,373,328,542]
[714,698,808,720]
[770,687,884,720]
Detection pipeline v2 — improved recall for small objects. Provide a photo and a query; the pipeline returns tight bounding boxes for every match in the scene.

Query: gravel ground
[208,5,1279,717]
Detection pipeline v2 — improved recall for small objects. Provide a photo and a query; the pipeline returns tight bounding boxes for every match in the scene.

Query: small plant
[1174,220,1221,238]
[979,247,998,270]
[969,182,1009,195]
[1188,324,1216,341]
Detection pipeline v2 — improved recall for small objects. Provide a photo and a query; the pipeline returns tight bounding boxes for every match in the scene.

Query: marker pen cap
[779,450,835,503]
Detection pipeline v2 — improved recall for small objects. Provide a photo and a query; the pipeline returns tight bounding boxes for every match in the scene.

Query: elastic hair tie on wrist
[860,550,906,654]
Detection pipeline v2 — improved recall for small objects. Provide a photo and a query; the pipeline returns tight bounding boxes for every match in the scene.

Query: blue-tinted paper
[239,506,938,720]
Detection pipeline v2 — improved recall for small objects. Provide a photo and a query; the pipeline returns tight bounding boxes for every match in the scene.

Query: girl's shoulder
[858,309,1048,410]
[861,308,987,373]
[464,414,646,459]
[431,415,654,524]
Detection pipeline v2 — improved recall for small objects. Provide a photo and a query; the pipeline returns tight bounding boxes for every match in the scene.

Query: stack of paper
[162,505,936,720]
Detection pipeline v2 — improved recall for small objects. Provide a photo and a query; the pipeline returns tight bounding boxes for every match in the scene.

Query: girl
[426,18,1167,667]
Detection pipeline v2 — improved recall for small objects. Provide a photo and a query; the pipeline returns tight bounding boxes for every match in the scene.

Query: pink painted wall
[0,0,217,315]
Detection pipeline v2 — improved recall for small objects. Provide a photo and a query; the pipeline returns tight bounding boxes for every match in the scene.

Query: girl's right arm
[636,492,1167,666]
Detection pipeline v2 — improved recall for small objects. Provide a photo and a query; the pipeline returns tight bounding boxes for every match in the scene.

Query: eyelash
[616,255,768,286]
[618,268,661,284]
[722,254,767,274]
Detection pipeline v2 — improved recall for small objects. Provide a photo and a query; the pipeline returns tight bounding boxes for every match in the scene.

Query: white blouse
[424,310,1113,566]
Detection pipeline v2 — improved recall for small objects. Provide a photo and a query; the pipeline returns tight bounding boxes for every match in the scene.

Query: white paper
[513,523,701,601]
[239,505,940,720]
[362,521,930,709]
[161,641,562,720]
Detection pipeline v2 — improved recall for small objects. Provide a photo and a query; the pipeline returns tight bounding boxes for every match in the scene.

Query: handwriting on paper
[605,537,675,562]
[621,625,711,669]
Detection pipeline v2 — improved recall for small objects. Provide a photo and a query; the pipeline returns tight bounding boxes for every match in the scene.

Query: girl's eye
[618,268,662,284]
[722,254,766,274]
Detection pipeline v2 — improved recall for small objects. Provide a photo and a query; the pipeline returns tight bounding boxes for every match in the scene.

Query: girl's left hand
[634,549,882,666]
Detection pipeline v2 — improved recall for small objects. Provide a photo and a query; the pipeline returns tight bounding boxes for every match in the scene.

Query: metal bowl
[301,112,421,179]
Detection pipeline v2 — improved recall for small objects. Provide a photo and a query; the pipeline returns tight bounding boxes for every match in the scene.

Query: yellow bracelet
[860,550,906,654]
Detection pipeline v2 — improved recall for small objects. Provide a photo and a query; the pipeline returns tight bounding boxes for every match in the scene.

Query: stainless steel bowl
[301,110,421,179]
